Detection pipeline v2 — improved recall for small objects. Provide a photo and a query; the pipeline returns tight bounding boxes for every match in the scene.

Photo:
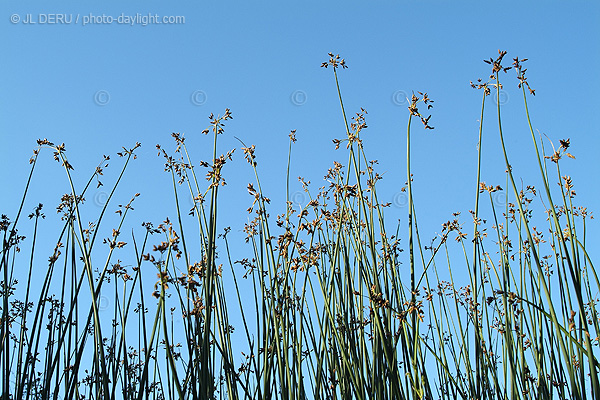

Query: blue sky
[2,1,599,308]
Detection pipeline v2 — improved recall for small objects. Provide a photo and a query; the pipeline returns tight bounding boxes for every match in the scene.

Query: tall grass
[1,51,598,399]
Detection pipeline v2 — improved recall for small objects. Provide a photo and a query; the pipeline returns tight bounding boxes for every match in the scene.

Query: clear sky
[2,1,599,318]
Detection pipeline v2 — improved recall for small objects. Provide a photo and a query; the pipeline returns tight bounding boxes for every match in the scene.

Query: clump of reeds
[1,51,597,400]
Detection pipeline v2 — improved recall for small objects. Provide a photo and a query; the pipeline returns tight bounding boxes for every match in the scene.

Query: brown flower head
[321,53,347,70]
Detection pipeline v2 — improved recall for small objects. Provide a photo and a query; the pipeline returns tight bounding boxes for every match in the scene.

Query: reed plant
[1,51,598,399]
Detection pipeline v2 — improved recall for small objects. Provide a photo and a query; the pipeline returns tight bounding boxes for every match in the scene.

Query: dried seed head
[321,53,347,70]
